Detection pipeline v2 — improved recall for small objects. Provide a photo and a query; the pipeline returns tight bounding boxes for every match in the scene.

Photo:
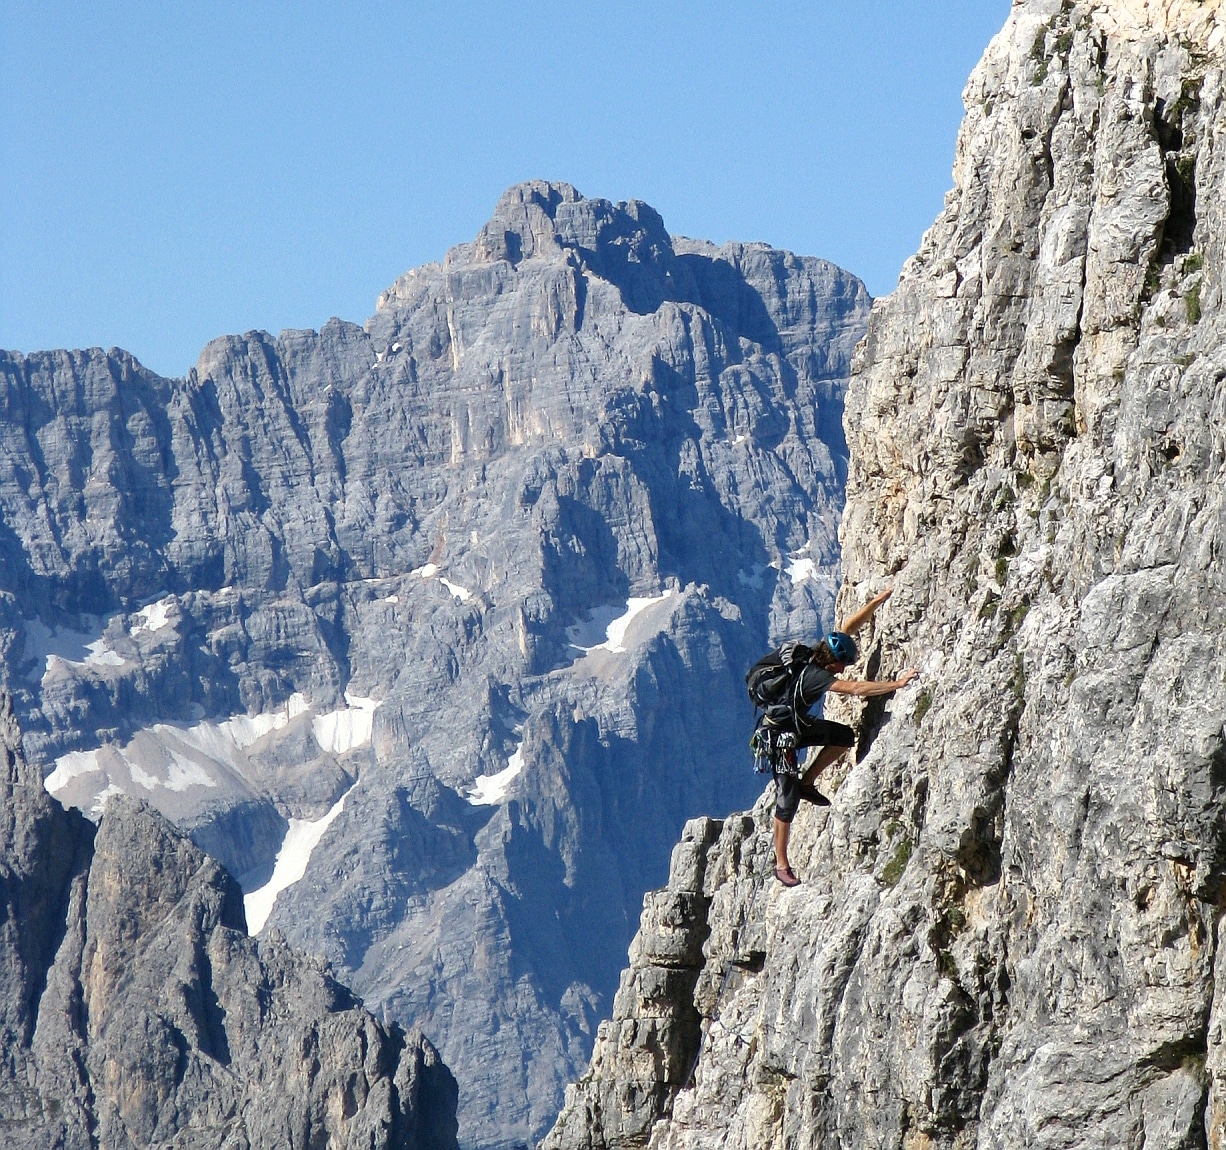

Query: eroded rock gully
[544,3,1226,1147]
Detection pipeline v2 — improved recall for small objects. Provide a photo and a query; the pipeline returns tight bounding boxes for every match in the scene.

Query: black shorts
[772,720,854,824]
[795,717,854,752]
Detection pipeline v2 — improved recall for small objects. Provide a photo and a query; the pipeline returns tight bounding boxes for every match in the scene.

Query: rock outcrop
[0,693,458,1149]
[543,4,1226,1148]
[0,182,870,1147]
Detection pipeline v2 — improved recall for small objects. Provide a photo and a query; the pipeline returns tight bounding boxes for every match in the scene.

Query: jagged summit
[471,181,671,269]
[376,179,852,331]
[376,179,683,321]
[0,690,459,1149]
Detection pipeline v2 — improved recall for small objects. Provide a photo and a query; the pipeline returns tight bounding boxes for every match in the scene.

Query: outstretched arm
[838,586,894,637]
[827,668,919,697]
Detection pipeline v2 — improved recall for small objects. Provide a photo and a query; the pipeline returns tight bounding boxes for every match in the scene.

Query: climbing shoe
[798,782,830,807]
[774,865,801,887]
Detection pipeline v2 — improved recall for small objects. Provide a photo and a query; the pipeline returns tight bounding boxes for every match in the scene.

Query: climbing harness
[748,724,799,775]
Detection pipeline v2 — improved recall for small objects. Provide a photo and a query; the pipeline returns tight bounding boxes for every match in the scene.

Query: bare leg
[773,816,791,871]
[800,743,850,786]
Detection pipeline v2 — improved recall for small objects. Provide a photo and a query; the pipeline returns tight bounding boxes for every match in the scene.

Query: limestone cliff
[543,3,1226,1147]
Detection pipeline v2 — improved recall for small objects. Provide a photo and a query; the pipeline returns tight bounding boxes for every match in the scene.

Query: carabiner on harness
[749,724,799,775]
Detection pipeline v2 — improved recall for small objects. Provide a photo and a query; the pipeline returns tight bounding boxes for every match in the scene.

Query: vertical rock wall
[544,3,1226,1147]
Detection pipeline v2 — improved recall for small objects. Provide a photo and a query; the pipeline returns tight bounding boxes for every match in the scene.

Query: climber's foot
[774,866,800,887]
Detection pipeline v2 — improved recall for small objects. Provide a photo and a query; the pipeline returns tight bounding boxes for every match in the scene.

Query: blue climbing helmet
[825,630,857,664]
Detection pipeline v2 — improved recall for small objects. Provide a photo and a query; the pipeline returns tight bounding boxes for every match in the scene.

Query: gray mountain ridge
[543,2,1226,1147]
[0,691,459,1149]
[1,181,870,1148]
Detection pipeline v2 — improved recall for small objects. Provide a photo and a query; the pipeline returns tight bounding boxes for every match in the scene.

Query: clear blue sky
[2,1,1010,378]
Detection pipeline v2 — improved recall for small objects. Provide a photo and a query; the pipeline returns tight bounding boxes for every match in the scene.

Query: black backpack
[745,642,813,773]
[746,641,813,721]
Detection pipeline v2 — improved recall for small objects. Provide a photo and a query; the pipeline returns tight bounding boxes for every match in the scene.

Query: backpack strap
[791,663,807,732]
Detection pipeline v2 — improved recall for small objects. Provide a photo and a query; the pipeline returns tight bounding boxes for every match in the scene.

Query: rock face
[543,4,1226,1148]
[542,812,773,1150]
[0,182,869,1147]
[0,694,458,1149]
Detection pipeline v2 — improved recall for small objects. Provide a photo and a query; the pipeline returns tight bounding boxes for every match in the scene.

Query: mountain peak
[470,180,670,266]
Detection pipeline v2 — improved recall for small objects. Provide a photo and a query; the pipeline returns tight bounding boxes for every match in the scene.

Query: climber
[750,587,919,887]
